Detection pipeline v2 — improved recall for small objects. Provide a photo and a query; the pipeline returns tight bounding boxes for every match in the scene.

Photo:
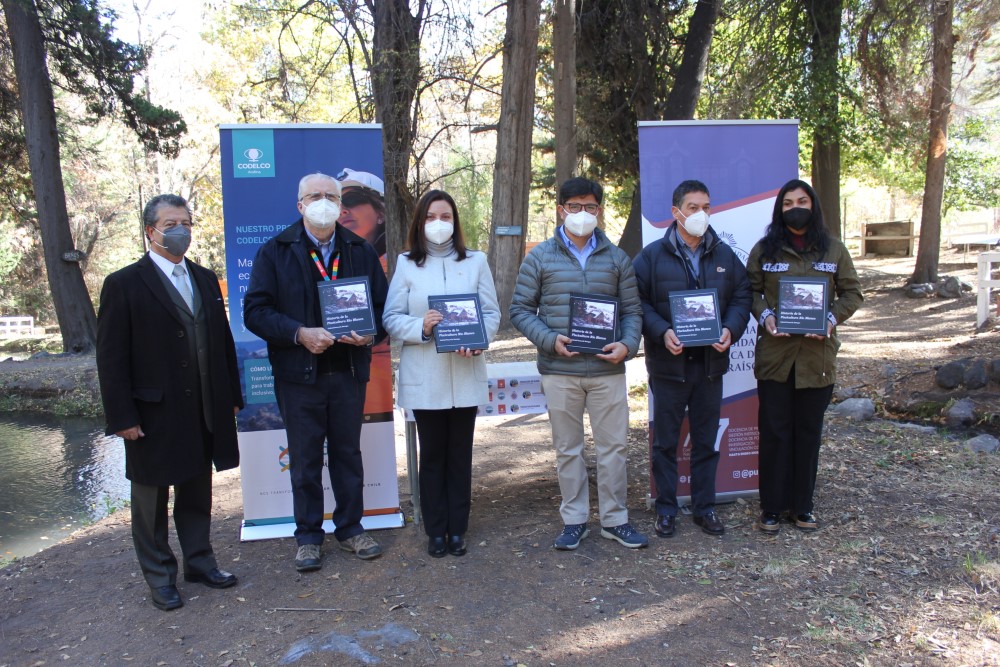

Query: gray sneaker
[554,523,590,550]
[600,522,649,548]
[294,543,322,572]
[338,532,383,560]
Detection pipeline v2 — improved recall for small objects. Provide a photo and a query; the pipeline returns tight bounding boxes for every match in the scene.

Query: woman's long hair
[759,179,830,262]
[406,189,469,267]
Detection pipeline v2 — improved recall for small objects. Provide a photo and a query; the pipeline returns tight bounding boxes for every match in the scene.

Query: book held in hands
[317,277,377,337]
[566,293,618,354]
[428,293,489,353]
[669,288,722,346]
[776,277,829,335]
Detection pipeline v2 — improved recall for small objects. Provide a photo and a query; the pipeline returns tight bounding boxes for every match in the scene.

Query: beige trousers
[540,373,629,527]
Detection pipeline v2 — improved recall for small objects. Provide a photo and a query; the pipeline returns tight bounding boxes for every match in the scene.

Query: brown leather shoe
[654,514,676,538]
[693,510,725,536]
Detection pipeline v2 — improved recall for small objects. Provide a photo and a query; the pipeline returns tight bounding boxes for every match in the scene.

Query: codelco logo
[238,147,271,169]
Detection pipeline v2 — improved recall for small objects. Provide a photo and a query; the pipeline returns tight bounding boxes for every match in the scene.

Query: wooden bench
[0,316,35,337]
[861,221,916,257]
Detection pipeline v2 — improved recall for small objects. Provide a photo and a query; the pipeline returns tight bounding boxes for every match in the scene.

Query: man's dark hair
[558,177,603,205]
[143,194,191,228]
[671,180,709,209]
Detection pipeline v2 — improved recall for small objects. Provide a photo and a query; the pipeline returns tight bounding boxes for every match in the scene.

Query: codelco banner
[219,124,403,541]
[637,119,799,504]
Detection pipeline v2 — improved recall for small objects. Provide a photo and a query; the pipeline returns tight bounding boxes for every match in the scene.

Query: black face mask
[782,207,811,231]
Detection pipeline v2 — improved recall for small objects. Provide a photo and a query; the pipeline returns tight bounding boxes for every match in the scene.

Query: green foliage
[34,0,187,155]
[943,115,1000,212]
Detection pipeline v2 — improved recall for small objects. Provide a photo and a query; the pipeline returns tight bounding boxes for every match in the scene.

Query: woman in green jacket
[747,179,863,533]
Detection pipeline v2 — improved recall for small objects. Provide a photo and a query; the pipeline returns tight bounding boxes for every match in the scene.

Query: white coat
[384,249,500,410]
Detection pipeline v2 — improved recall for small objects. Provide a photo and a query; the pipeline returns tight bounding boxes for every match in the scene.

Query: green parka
[747,236,862,388]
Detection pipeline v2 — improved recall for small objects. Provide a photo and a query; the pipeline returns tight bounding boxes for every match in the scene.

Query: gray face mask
[151,226,192,256]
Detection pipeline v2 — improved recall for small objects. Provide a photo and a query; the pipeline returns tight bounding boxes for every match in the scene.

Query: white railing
[0,316,34,337]
[977,252,1000,328]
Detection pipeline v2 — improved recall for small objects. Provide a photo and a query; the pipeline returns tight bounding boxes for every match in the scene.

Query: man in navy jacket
[632,180,751,538]
[244,172,388,571]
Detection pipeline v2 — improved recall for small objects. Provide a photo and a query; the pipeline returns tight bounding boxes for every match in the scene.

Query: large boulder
[936,360,970,389]
[936,276,964,298]
[828,398,876,421]
[963,360,989,390]
[945,398,976,428]
[962,434,999,454]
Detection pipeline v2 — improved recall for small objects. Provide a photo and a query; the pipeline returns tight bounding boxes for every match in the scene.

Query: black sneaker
[554,523,589,550]
[758,512,781,533]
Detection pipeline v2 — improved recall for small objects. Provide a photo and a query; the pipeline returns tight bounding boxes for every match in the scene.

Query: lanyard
[309,249,339,281]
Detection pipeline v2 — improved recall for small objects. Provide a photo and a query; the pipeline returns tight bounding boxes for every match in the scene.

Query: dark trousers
[650,362,723,517]
[413,407,478,538]
[275,371,367,545]
[131,465,216,588]
[757,374,833,515]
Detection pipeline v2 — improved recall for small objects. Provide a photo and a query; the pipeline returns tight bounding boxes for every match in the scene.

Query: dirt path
[1,254,999,666]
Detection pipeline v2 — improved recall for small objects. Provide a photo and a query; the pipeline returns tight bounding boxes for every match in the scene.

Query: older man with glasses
[244,172,389,571]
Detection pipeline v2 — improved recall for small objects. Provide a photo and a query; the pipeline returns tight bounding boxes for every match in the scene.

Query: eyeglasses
[300,192,341,204]
[563,203,600,214]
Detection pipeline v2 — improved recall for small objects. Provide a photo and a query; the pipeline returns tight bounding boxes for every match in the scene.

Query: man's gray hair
[297,172,341,200]
[143,194,191,228]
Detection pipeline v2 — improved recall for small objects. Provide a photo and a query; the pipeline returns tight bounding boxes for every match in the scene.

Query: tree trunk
[911,0,954,285]
[488,0,540,329]
[3,0,97,353]
[369,0,424,277]
[617,0,720,258]
[805,0,844,241]
[552,0,576,229]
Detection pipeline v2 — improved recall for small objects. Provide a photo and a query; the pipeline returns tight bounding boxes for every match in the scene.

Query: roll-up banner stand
[637,120,799,505]
[219,124,403,541]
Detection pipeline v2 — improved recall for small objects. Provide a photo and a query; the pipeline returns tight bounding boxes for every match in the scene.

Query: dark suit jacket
[96,254,244,486]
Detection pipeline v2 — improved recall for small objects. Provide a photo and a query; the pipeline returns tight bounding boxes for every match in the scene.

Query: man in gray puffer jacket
[510,177,648,552]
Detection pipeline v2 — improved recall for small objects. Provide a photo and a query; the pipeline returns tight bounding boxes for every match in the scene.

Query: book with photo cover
[428,293,489,353]
[776,276,829,335]
[669,288,722,346]
[566,293,618,354]
[317,277,377,337]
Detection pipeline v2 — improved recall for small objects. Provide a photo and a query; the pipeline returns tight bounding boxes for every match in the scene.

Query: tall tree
[805,0,844,241]
[367,0,424,276]
[488,0,540,328]
[1,0,185,352]
[552,0,576,225]
[575,0,721,257]
[911,0,955,284]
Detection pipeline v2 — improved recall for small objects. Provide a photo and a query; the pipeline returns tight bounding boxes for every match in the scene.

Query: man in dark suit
[96,194,244,611]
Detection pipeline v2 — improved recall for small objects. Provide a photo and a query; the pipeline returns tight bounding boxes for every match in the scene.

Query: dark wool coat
[96,254,243,486]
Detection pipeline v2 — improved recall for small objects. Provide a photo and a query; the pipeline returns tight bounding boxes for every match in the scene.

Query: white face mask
[678,209,709,237]
[424,219,454,245]
[304,199,341,229]
[563,211,598,237]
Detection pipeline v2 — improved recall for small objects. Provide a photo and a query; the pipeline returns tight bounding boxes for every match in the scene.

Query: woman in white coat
[383,190,500,558]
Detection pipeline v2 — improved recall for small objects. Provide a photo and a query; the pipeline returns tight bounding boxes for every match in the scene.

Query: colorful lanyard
[309,249,339,281]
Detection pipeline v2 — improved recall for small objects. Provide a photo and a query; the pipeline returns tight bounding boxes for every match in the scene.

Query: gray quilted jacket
[509,227,642,376]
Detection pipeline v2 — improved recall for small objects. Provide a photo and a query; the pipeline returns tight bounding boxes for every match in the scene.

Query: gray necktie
[172,264,194,311]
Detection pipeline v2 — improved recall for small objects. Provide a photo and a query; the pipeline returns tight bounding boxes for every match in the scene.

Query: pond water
[0,413,129,561]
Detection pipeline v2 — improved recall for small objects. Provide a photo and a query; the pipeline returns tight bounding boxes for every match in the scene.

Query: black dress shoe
[185,567,238,589]
[428,536,447,558]
[149,584,183,611]
[447,534,467,557]
[758,512,781,533]
[794,512,818,531]
[654,515,676,538]
[693,510,725,536]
